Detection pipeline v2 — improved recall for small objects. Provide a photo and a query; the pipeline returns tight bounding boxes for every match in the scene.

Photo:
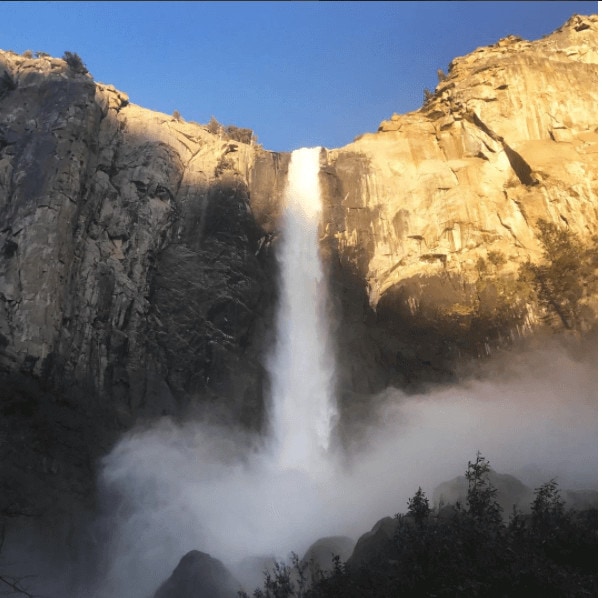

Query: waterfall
[268,146,337,471]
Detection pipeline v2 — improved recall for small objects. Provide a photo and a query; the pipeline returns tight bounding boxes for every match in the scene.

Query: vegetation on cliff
[520,220,598,331]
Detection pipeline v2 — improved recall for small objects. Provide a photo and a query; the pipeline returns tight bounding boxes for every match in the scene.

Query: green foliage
[474,248,531,326]
[405,486,430,526]
[464,451,503,526]
[238,552,314,598]
[62,51,88,75]
[520,219,597,329]
[243,454,597,597]
[206,115,257,144]
[473,220,596,334]
[531,478,565,528]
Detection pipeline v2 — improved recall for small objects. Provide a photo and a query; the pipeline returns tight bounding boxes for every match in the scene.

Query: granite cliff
[321,13,597,398]
[0,13,597,547]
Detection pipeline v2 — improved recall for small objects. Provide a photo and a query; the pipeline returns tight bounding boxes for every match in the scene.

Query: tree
[520,219,597,330]
[530,478,566,533]
[62,51,88,75]
[406,487,430,526]
[207,115,223,136]
[464,451,502,526]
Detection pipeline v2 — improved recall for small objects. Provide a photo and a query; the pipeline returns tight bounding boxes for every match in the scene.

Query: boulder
[346,516,398,569]
[153,550,241,598]
[302,535,355,573]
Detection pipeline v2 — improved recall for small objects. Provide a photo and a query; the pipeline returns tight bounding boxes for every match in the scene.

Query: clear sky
[1,1,597,152]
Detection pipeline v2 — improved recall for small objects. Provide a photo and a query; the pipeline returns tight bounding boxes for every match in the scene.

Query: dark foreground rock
[153,550,241,598]
[302,535,355,574]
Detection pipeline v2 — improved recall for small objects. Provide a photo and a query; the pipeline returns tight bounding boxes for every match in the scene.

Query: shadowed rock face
[433,469,533,514]
[0,52,287,536]
[0,55,285,424]
[347,516,398,570]
[0,14,597,535]
[303,535,355,573]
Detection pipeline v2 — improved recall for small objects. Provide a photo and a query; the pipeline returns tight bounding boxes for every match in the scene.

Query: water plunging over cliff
[268,147,337,471]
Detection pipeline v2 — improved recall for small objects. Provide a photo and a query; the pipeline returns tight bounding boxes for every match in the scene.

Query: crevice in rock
[502,142,536,186]
[468,111,536,186]
[467,110,503,143]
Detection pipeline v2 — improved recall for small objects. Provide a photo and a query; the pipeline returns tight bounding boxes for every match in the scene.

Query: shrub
[62,51,88,75]
[207,115,223,136]
[206,116,257,144]
[531,478,565,528]
[225,125,256,144]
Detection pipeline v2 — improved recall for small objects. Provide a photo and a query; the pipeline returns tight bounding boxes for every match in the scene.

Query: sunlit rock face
[328,14,597,301]
[321,14,598,393]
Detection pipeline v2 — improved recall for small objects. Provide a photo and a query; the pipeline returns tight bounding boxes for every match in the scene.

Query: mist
[88,337,596,598]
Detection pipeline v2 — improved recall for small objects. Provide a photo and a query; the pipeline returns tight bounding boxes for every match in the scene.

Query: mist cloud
[91,339,596,597]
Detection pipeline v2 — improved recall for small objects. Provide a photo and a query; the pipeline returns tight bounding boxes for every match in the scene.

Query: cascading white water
[268,146,337,471]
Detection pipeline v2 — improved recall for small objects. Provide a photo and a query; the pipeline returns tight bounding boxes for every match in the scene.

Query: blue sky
[1,1,597,152]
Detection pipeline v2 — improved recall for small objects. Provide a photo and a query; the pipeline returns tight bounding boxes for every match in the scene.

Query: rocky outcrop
[153,550,241,598]
[346,516,398,570]
[302,535,355,573]
[0,55,281,424]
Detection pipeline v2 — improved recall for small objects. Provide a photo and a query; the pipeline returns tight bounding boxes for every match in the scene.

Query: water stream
[268,146,337,471]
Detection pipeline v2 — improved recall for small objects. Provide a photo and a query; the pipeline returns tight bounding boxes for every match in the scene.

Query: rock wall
[0,52,291,528]
[0,55,287,425]
[320,14,597,397]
